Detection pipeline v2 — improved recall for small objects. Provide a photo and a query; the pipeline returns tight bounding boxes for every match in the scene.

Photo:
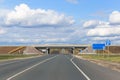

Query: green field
[78,54,120,63]
[0,54,39,60]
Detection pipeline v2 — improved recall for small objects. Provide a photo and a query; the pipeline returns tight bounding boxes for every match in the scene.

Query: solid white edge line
[70,56,91,80]
[6,55,58,80]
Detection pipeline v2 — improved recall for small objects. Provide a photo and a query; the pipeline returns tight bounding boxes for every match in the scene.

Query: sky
[0,0,120,45]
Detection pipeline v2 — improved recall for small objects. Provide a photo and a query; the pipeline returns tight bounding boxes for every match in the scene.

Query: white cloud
[87,25,120,36]
[109,11,120,25]
[86,11,120,37]
[0,6,120,45]
[83,20,109,28]
[82,11,120,44]
[83,20,99,28]
[66,0,78,4]
[0,9,10,25]
[83,11,120,38]
[0,26,74,44]
[92,36,120,41]
[0,28,6,34]
[5,3,75,27]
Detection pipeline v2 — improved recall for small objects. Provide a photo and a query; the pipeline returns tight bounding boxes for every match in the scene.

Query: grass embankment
[78,54,120,63]
[0,54,39,60]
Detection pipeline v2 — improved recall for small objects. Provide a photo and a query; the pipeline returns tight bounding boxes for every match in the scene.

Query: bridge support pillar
[46,48,50,54]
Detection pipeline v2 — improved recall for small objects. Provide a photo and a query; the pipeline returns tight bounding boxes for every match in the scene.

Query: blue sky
[0,0,120,45]
[1,0,120,20]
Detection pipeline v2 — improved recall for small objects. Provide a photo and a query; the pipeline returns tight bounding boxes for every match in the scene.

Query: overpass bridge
[33,44,90,54]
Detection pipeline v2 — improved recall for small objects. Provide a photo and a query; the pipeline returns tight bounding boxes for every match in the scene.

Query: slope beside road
[0,54,119,80]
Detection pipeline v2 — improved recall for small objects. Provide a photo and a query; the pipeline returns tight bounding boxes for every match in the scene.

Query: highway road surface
[0,54,120,80]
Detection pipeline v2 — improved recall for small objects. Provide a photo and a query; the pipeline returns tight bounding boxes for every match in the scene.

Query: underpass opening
[49,47,73,54]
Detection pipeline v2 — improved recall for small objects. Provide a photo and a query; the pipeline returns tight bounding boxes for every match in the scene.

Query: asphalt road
[0,54,120,80]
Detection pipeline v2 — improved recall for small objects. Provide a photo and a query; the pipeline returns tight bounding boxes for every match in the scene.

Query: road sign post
[105,40,111,56]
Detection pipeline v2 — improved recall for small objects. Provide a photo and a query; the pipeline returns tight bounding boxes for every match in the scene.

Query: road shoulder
[75,55,120,72]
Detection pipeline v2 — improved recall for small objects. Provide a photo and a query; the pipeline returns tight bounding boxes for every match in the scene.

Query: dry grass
[78,54,120,63]
[0,54,39,60]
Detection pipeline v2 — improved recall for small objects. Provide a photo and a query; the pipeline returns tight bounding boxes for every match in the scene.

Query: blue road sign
[92,44,105,50]
[105,40,111,46]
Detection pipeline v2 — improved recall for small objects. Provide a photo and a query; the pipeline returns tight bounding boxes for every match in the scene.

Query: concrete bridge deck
[33,44,90,48]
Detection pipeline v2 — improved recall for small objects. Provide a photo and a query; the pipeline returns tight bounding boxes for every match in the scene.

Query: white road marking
[70,55,91,80]
[6,55,58,80]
